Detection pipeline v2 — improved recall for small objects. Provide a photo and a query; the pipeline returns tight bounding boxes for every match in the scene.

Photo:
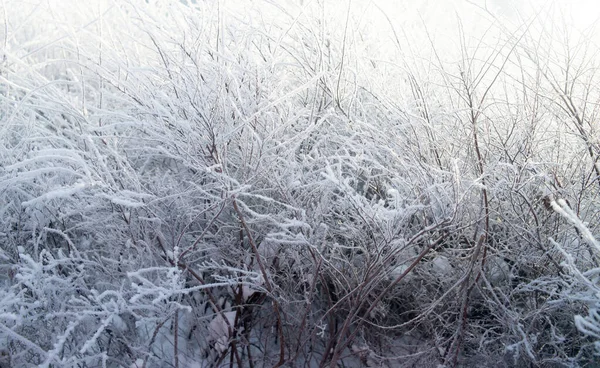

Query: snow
[208,311,239,353]
[101,195,146,208]
[242,284,257,301]
[431,255,452,274]
[22,182,87,207]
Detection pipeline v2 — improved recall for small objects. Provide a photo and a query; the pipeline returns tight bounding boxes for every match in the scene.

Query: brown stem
[328,229,448,367]
[173,309,179,368]
[232,198,286,366]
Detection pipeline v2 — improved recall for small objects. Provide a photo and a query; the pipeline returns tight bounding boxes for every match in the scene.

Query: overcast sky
[263,0,600,48]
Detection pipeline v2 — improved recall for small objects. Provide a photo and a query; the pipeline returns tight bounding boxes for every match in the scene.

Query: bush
[1,0,599,367]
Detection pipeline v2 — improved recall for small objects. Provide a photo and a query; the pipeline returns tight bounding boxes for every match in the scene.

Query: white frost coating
[91,121,144,133]
[80,315,115,354]
[22,182,87,206]
[108,197,145,208]
[0,313,18,321]
[5,153,87,171]
[575,313,600,338]
[117,190,155,199]
[40,320,80,368]
[99,194,146,208]
[0,323,47,358]
[551,199,600,253]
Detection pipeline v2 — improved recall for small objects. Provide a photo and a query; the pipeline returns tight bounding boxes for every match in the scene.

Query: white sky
[251,0,600,50]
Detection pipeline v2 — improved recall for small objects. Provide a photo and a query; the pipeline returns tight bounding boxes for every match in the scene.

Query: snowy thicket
[1,0,600,367]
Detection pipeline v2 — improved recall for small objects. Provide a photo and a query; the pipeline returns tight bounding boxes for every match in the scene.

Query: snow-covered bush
[1,0,600,367]
[549,199,600,358]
